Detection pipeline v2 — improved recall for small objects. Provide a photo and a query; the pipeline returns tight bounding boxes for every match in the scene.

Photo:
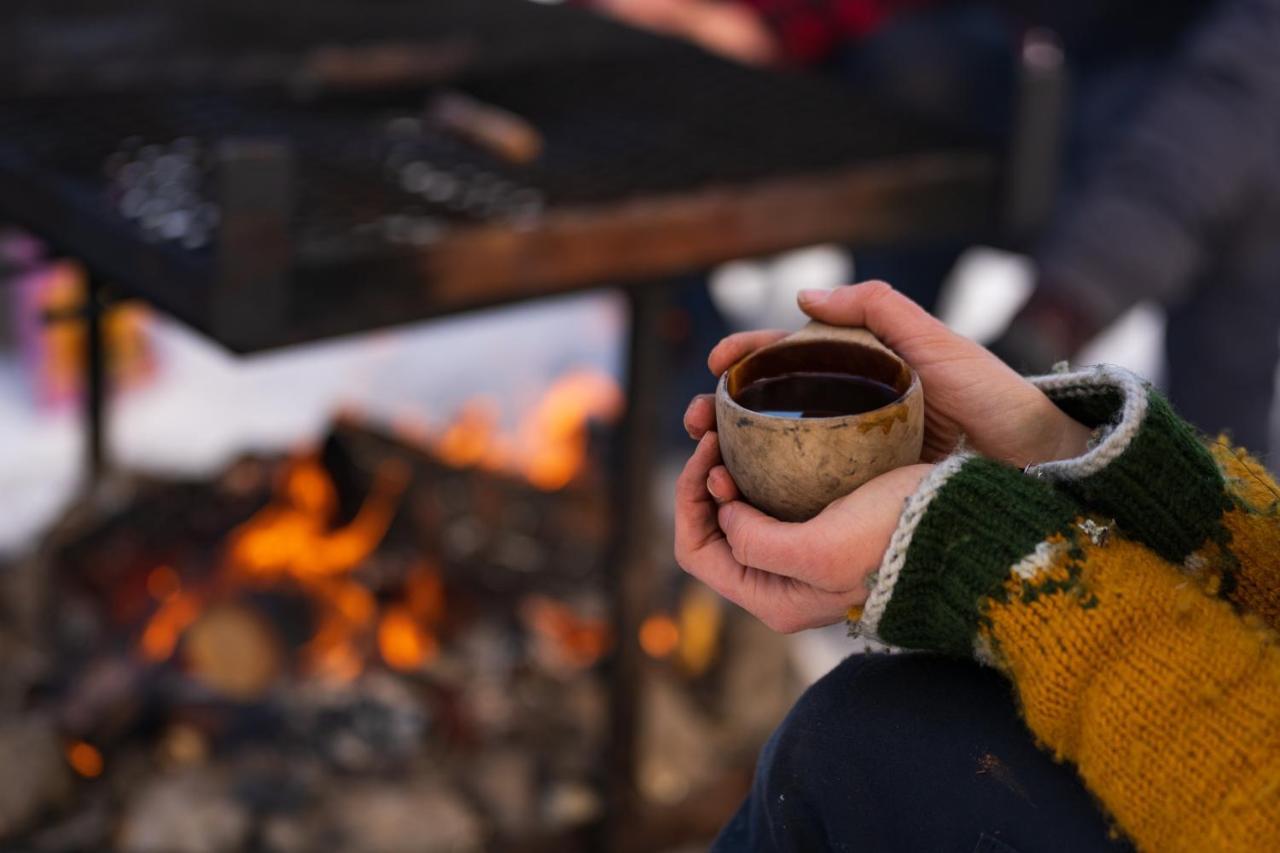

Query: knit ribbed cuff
[1027,365,1230,564]
[853,455,1081,657]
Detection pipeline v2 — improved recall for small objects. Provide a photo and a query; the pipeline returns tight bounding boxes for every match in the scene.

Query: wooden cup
[715,321,924,521]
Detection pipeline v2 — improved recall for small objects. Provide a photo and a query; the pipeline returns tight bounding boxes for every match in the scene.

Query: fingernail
[706,476,723,502]
[798,289,829,306]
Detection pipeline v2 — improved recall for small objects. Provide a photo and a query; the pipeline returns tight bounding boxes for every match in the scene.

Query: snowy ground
[0,289,625,554]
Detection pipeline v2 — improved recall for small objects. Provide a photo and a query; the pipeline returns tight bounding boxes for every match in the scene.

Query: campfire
[0,363,800,852]
[130,369,621,693]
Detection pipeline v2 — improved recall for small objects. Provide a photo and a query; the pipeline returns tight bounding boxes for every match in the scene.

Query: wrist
[1040,406,1094,465]
[853,454,1082,655]
[1007,393,1094,469]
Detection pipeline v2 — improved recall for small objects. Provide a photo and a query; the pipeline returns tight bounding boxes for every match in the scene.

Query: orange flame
[391,370,622,491]
[66,740,104,778]
[129,368,615,687]
[522,595,611,670]
[639,614,680,659]
[300,579,377,682]
[377,604,439,671]
[227,456,408,582]
[435,400,502,470]
[146,565,181,600]
[136,454,412,686]
[405,562,446,625]
[517,371,624,491]
[139,591,201,662]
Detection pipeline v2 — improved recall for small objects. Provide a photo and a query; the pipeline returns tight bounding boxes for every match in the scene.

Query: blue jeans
[712,653,1132,852]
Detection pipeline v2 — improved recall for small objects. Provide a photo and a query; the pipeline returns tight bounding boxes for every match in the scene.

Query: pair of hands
[597,0,779,66]
[674,282,1092,633]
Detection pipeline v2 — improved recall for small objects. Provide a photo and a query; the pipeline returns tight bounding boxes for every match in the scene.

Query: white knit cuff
[1025,365,1150,481]
[853,452,973,641]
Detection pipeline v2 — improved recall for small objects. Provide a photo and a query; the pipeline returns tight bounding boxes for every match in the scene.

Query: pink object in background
[8,256,156,412]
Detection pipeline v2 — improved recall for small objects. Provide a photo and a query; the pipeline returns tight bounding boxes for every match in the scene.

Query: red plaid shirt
[738,0,938,64]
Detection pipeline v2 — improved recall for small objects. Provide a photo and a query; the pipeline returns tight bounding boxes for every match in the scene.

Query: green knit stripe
[1032,369,1230,564]
[876,458,1081,656]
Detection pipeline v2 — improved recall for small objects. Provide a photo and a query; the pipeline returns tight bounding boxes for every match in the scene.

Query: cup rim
[715,343,919,423]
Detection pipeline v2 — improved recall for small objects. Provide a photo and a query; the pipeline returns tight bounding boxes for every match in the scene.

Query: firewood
[182,604,283,701]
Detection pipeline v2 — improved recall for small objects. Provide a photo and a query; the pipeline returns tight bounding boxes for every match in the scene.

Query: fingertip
[683,394,715,440]
[796,288,830,308]
[706,340,729,377]
[707,464,740,502]
[693,428,719,461]
[706,475,723,502]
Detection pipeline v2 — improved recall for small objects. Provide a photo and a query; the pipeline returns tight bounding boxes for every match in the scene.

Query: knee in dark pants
[717,653,1132,853]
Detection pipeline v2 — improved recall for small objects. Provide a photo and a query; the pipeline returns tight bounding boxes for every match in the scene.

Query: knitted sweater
[850,364,1280,852]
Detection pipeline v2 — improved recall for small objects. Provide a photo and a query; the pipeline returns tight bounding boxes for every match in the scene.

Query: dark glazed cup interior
[725,340,912,416]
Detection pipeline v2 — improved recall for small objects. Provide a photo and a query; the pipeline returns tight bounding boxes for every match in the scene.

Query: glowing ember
[522,596,611,670]
[378,604,439,671]
[146,565,181,600]
[306,639,365,684]
[302,580,378,683]
[639,614,680,659]
[676,586,724,677]
[66,740,104,778]
[139,591,201,662]
[405,563,446,624]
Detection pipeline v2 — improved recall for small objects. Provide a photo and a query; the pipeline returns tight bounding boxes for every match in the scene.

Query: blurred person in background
[595,0,1280,454]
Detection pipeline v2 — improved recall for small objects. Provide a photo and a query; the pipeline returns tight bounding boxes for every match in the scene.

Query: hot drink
[733,371,901,419]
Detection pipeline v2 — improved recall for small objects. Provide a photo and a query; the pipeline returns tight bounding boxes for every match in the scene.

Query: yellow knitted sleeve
[1026,366,1280,629]
[856,454,1280,852]
[1194,438,1280,629]
[983,528,1280,852]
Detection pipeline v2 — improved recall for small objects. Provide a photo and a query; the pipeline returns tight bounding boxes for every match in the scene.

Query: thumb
[797,281,953,353]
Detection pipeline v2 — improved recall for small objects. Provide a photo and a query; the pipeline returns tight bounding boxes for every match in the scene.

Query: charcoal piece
[28,795,112,852]
[0,716,72,840]
[117,769,250,853]
[291,674,429,773]
[328,781,482,853]
[469,749,537,836]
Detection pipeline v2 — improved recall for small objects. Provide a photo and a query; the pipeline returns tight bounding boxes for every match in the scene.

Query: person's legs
[713,653,1131,853]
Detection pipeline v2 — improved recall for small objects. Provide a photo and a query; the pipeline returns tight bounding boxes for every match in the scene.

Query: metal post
[603,283,666,850]
[84,272,108,479]
[1002,28,1068,245]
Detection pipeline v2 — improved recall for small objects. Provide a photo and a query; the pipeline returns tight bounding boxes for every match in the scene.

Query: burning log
[182,604,284,701]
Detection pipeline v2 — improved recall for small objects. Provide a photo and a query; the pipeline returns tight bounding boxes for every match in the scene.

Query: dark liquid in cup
[734,372,900,419]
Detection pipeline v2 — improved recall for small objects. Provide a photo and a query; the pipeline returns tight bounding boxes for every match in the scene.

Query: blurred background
[0,0,1275,850]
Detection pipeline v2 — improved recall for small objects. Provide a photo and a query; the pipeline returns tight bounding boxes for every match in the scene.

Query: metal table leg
[84,272,108,480]
[603,283,666,850]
